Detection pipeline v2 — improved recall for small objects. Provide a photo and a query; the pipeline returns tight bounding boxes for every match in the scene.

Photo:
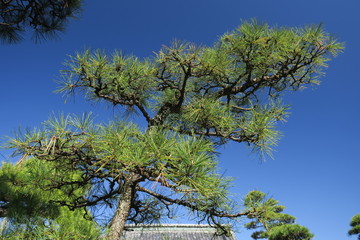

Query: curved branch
[136,186,249,218]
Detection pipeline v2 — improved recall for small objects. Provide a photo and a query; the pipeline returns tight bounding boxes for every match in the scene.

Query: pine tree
[0,158,101,239]
[4,20,343,239]
[0,0,82,43]
[244,191,313,240]
[349,214,360,239]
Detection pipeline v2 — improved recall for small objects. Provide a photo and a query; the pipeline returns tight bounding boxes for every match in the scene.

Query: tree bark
[106,180,136,240]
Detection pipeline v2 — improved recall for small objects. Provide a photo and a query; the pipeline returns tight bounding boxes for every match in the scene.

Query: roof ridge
[125,224,229,228]
[123,224,237,240]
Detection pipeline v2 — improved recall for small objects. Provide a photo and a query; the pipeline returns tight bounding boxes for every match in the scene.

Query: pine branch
[136,186,250,218]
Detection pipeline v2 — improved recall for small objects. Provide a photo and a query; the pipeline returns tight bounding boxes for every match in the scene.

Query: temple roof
[122,224,236,240]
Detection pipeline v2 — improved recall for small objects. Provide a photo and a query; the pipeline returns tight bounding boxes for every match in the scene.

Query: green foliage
[3,20,343,238]
[349,214,360,239]
[58,20,342,157]
[0,0,82,43]
[220,20,342,88]
[1,208,101,240]
[0,160,60,221]
[268,224,314,240]
[6,113,233,213]
[244,191,313,240]
[0,158,101,239]
[60,50,156,107]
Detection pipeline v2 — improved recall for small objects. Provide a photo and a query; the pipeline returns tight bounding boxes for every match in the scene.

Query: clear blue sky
[0,0,359,239]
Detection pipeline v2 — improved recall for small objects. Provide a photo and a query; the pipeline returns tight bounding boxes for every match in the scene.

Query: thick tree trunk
[106,180,136,240]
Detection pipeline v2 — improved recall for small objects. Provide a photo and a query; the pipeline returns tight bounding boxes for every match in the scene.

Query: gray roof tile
[122,224,236,240]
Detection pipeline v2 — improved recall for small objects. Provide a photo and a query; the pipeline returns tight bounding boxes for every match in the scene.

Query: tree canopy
[244,191,313,240]
[0,0,82,43]
[2,20,343,239]
[0,158,101,239]
[349,214,360,239]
